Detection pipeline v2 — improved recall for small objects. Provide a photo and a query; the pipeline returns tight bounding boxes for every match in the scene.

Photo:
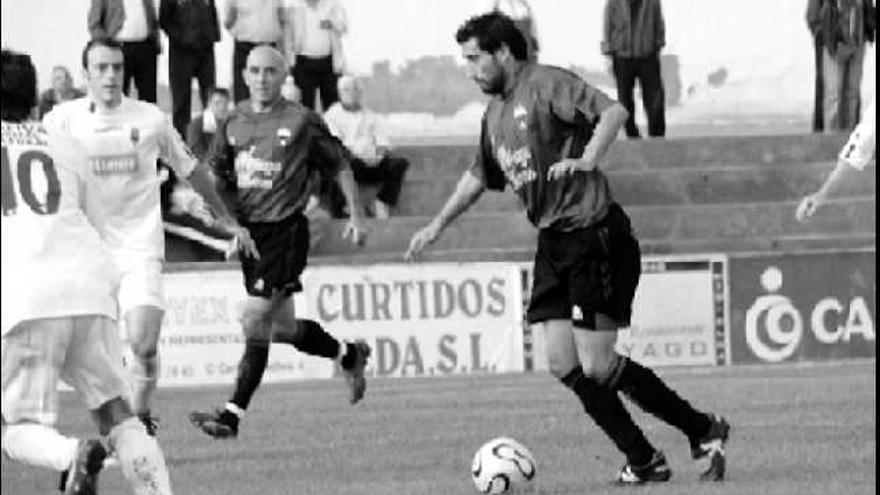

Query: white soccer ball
[471,437,537,494]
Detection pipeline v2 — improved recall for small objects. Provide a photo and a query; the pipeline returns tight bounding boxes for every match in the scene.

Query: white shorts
[1,316,129,425]
[114,256,165,315]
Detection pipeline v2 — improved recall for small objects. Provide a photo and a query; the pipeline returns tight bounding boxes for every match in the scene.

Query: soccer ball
[471,437,537,494]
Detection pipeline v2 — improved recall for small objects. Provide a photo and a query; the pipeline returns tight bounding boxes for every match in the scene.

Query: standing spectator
[88,0,161,103]
[38,66,85,118]
[186,87,230,160]
[159,0,221,136]
[323,75,409,219]
[286,0,348,111]
[601,0,666,139]
[808,0,875,131]
[807,1,826,132]
[491,0,539,62]
[225,0,286,103]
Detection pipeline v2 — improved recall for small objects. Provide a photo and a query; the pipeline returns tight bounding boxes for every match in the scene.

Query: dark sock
[607,356,712,445]
[560,366,655,466]
[274,319,356,368]
[229,340,270,411]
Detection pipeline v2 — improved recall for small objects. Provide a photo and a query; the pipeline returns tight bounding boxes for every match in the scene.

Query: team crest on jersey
[130,127,140,146]
[277,127,292,147]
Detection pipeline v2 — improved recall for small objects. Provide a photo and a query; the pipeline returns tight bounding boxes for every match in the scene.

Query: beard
[476,74,505,95]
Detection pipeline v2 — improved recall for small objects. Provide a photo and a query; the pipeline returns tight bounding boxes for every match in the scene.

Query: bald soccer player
[189,46,372,439]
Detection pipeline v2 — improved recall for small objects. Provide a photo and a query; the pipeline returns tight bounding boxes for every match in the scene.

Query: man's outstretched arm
[404,170,486,261]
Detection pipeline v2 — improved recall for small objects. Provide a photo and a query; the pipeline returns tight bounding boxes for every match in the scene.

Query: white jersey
[43,97,197,261]
[1,121,119,335]
[839,98,876,171]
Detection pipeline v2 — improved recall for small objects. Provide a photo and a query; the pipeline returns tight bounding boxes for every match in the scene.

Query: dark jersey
[206,99,349,223]
[469,64,617,231]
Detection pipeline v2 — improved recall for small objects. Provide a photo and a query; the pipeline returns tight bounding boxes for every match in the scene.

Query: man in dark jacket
[602,0,666,138]
[807,0,876,131]
[160,0,222,136]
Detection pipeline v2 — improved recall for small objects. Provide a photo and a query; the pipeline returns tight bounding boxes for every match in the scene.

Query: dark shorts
[240,213,310,299]
[526,203,641,330]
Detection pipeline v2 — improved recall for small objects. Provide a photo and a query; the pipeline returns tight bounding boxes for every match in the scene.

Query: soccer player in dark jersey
[189,46,371,439]
[405,12,730,484]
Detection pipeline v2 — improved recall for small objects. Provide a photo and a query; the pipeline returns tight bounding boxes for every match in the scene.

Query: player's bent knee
[240,311,272,340]
[580,354,617,383]
[546,353,577,379]
[130,339,159,360]
[91,397,134,436]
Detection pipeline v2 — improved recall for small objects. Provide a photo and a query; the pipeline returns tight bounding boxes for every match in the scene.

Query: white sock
[1,423,78,472]
[108,417,173,495]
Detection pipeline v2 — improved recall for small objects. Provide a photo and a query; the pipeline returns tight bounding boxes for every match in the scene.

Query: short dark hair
[455,12,528,61]
[208,87,230,100]
[81,38,124,69]
[1,49,38,122]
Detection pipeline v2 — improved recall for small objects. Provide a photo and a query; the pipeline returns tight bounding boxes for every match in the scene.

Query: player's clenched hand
[795,193,824,223]
[405,223,441,262]
[547,158,597,181]
[343,216,368,246]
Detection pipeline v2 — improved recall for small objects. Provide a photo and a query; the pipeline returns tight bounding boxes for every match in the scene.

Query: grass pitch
[2,360,874,495]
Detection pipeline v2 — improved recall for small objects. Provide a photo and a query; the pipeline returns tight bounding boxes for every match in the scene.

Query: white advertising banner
[137,263,524,388]
[527,255,728,370]
[301,263,525,378]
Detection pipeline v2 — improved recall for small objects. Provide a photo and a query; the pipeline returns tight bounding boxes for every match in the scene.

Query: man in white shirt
[88,0,161,103]
[2,47,174,495]
[323,75,409,218]
[286,0,347,110]
[796,97,876,222]
[225,0,286,102]
[44,38,256,435]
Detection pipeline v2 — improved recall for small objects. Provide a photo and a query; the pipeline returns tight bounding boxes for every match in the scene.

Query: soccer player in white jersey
[796,96,876,222]
[43,38,257,434]
[1,48,174,495]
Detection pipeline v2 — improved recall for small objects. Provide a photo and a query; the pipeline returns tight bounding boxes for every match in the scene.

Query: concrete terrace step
[394,133,851,178]
[393,162,876,215]
[308,232,877,266]
[311,197,876,257]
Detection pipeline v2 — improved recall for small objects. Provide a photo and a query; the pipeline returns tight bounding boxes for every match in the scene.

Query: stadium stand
[277,132,875,265]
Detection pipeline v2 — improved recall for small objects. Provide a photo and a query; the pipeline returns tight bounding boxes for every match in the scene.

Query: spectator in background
[285,0,348,111]
[225,0,286,103]
[807,0,875,131]
[159,0,221,136]
[88,0,160,103]
[38,66,85,118]
[602,0,666,139]
[807,1,826,132]
[186,87,230,159]
[491,0,539,62]
[324,75,409,219]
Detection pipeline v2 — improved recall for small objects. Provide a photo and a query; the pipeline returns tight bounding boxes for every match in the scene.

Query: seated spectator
[38,66,85,118]
[186,87,231,159]
[323,75,409,218]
